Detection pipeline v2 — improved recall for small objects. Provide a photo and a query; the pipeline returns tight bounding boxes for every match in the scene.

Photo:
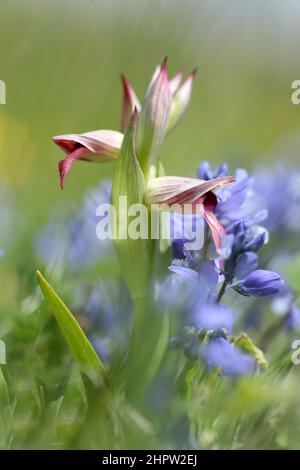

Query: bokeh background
[1,0,300,232]
[1,0,300,450]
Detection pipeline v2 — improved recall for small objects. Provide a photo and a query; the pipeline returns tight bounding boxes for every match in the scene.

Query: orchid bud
[120,75,141,133]
[53,130,123,189]
[168,69,197,132]
[145,65,161,95]
[169,67,184,95]
[137,58,172,175]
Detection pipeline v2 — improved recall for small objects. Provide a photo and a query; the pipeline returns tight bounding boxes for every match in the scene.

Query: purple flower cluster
[253,165,300,236]
[165,161,288,376]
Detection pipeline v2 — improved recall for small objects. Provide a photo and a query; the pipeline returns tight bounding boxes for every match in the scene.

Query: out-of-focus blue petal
[198,160,228,180]
[169,264,199,282]
[235,269,283,297]
[235,252,259,280]
[198,260,219,287]
[203,337,255,376]
[192,303,234,334]
[285,304,300,331]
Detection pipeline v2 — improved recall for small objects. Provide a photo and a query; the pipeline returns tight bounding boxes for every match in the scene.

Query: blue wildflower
[285,304,300,331]
[254,165,300,235]
[192,303,234,334]
[169,263,199,282]
[234,269,283,297]
[234,252,259,279]
[271,293,300,331]
[221,221,268,283]
[203,337,255,376]
[198,160,228,180]
[216,170,255,226]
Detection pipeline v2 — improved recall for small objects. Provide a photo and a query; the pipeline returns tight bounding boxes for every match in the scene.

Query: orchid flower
[53,130,123,189]
[146,175,235,252]
[53,58,196,189]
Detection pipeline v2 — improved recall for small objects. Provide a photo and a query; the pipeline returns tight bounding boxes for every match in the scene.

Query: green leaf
[112,110,151,300]
[0,367,12,450]
[0,367,9,407]
[145,311,170,384]
[234,333,268,369]
[36,271,106,384]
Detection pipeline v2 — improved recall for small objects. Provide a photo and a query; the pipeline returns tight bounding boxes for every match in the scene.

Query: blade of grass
[36,270,106,385]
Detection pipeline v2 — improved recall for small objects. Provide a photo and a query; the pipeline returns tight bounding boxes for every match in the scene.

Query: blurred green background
[1,0,300,230]
[1,1,300,449]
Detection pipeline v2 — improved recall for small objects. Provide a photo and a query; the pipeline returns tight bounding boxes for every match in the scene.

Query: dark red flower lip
[52,137,82,154]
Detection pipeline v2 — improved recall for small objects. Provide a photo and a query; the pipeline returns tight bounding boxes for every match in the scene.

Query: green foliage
[111,113,151,301]
[37,271,106,385]
[234,333,268,369]
[1,0,300,451]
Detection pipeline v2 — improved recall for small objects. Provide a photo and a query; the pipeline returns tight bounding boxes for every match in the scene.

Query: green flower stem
[202,225,210,261]
[126,295,169,406]
[216,279,228,303]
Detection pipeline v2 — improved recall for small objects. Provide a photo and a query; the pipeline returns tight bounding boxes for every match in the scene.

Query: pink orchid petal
[195,192,225,254]
[53,130,123,155]
[77,130,123,155]
[200,203,225,253]
[58,147,87,190]
[169,67,184,95]
[54,130,123,189]
[120,75,141,132]
[137,57,172,168]
[147,176,235,205]
[146,65,161,96]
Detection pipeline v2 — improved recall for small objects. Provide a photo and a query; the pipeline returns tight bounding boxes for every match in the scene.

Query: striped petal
[120,75,141,132]
[147,175,235,205]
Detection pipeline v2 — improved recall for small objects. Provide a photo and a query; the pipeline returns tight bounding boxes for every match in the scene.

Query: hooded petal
[147,176,234,253]
[53,130,123,155]
[53,130,123,189]
[120,75,141,132]
[147,175,235,206]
